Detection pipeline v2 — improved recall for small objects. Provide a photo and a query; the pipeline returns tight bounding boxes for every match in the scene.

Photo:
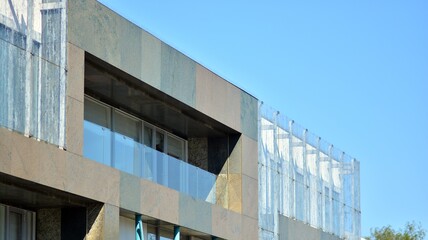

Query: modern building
[0,0,360,239]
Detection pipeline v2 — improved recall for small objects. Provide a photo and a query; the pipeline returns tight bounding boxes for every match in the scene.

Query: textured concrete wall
[188,137,208,171]
[36,209,61,240]
[86,203,104,239]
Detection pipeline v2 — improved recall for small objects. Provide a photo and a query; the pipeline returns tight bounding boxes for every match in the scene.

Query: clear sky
[99,0,428,237]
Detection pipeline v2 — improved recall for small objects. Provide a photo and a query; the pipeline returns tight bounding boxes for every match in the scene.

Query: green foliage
[367,222,426,240]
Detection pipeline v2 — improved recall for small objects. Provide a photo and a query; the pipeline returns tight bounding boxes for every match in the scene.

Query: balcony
[83,120,216,204]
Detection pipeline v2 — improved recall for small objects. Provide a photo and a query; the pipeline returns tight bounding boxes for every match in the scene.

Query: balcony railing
[83,120,216,203]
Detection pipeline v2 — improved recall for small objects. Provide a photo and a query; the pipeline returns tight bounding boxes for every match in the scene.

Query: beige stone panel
[228,173,242,213]
[1,128,121,206]
[286,216,321,240]
[67,43,85,103]
[66,96,84,156]
[86,205,104,240]
[65,153,120,205]
[228,137,242,174]
[9,131,66,190]
[120,172,141,213]
[140,179,179,225]
[141,31,161,89]
[158,185,179,224]
[104,204,120,240]
[211,204,242,240]
[215,173,228,209]
[195,65,241,131]
[242,174,258,220]
[0,128,13,174]
[241,216,258,240]
[242,135,258,180]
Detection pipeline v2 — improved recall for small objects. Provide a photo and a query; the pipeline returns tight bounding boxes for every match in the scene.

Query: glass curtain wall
[258,102,361,240]
[0,0,67,147]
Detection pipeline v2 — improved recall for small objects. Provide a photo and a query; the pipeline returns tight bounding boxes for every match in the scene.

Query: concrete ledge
[279,215,342,240]
[0,128,252,239]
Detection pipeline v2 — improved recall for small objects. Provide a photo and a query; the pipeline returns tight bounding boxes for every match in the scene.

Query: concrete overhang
[84,53,240,140]
[0,173,98,210]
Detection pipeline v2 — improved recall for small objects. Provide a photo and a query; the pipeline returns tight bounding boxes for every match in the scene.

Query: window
[84,96,187,162]
[0,204,35,240]
[113,110,141,142]
[84,97,111,128]
[167,135,185,160]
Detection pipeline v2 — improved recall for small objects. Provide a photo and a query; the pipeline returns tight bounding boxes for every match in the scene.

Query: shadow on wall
[188,135,240,175]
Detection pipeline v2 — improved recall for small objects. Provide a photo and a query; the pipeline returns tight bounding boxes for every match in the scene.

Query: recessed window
[84,97,111,128]
[113,110,141,142]
[167,135,184,160]
[84,96,187,161]
[0,204,35,240]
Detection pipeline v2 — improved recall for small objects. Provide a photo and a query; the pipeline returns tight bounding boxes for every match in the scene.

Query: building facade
[0,0,360,239]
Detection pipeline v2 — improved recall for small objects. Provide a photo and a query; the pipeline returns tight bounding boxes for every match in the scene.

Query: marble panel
[67,43,84,102]
[211,204,242,240]
[228,137,242,174]
[141,31,161,89]
[241,216,258,240]
[66,96,83,156]
[240,92,258,140]
[104,204,120,240]
[86,203,104,240]
[242,135,258,180]
[242,174,258,220]
[120,172,141,213]
[0,128,12,173]
[9,131,66,190]
[215,173,228,209]
[320,231,342,240]
[160,43,196,107]
[140,179,179,224]
[68,0,142,79]
[195,65,241,131]
[65,153,120,205]
[228,173,242,213]
[179,194,212,235]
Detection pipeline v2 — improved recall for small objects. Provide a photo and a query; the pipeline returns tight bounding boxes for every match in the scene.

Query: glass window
[84,95,187,162]
[167,135,184,160]
[155,131,164,152]
[0,205,5,240]
[9,211,22,240]
[144,126,153,147]
[113,110,141,142]
[84,97,111,128]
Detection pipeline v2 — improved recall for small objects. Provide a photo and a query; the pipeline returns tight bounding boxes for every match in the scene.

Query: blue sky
[99,0,428,237]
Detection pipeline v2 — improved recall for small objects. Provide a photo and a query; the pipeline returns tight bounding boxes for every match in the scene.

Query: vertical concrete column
[136,214,143,240]
[173,226,180,240]
[104,204,120,240]
[66,43,85,155]
[86,204,119,240]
